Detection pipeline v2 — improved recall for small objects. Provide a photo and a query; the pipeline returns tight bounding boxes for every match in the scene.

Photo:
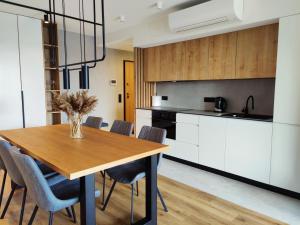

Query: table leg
[80,174,96,225]
[133,155,158,225]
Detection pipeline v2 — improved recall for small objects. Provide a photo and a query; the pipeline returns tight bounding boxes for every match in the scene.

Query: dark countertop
[137,107,273,122]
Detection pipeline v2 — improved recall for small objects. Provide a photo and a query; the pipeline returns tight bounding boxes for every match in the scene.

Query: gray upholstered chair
[10,149,101,225]
[102,126,168,224]
[0,153,7,210]
[101,120,134,204]
[83,116,103,129]
[0,141,71,225]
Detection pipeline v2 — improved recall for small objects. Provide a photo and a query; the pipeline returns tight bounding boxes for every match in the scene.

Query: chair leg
[101,171,106,205]
[71,205,77,223]
[19,187,27,225]
[157,188,168,212]
[0,186,16,218]
[49,212,54,225]
[28,205,39,225]
[136,181,139,197]
[130,184,135,224]
[101,180,117,211]
[0,170,7,208]
[65,207,72,218]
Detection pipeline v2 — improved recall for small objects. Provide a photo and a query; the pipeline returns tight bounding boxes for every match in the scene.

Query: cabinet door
[208,32,237,79]
[225,119,272,183]
[198,116,226,171]
[236,24,278,79]
[170,140,199,164]
[135,109,151,136]
[144,47,160,82]
[273,15,300,125]
[160,42,185,81]
[270,123,300,192]
[176,113,199,145]
[18,16,46,127]
[181,38,209,80]
[0,12,23,130]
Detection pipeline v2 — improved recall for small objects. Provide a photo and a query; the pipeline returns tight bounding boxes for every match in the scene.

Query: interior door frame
[123,60,135,121]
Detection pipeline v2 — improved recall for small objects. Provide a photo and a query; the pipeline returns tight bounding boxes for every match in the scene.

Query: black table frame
[79,155,158,225]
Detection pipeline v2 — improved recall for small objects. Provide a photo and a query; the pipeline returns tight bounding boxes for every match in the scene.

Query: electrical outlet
[162,96,168,101]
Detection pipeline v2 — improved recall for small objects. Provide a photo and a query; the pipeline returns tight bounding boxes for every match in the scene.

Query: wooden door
[208,32,237,79]
[124,61,135,124]
[236,24,278,78]
[181,38,210,80]
[144,47,160,82]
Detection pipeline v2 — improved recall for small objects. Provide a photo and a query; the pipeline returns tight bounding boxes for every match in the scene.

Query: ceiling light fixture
[157,1,163,9]
[119,15,126,23]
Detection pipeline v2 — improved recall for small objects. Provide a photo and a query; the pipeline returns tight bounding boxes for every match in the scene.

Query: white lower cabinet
[166,139,198,164]
[198,116,227,171]
[270,123,300,192]
[135,109,151,136]
[225,119,273,183]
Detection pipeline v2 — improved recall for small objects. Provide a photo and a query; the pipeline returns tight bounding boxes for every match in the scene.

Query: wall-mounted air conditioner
[168,0,244,32]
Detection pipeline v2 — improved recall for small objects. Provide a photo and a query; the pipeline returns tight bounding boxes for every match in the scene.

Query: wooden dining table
[0,124,168,225]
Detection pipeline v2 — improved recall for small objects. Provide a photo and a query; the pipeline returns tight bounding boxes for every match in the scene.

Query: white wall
[58,31,133,126]
[107,0,300,47]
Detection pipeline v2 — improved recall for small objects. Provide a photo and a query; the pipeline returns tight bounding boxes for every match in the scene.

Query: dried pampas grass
[52,91,98,117]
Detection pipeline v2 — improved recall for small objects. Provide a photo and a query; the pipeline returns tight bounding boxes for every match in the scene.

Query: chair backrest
[110,120,133,136]
[10,149,59,212]
[138,126,167,166]
[0,141,24,186]
[83,116,103,129]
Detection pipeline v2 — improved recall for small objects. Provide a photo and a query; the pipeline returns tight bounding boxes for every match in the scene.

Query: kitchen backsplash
[156,79,275,115]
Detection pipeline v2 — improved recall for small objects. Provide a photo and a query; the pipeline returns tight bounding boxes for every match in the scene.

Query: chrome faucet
[242,95,254,115]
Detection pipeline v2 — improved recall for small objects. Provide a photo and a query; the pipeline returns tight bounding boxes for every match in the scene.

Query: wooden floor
[1,172,286,225]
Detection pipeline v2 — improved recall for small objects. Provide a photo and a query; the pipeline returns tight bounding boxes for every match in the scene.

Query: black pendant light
[63,68,70,89]
[79,64,89,89]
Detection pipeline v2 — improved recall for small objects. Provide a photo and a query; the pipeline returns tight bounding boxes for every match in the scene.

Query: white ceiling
[0,0,200,34]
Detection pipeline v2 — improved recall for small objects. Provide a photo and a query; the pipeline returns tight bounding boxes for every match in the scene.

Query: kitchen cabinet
[270,123,300,193]
[0,12,46,130]
[273,15,300,126]
[143,24,278,82]
[176,113,199,145]
[225,119,272,183]
[18,16,46,127]
[160,42,185,81]
[144,47,161,82]
[181,38,209,80]
[167,139,199,164]
[0,12,24,130]
[236,24,278,79]
[198,116,226,171]
[135,109,152,136]
[208,32,237,79]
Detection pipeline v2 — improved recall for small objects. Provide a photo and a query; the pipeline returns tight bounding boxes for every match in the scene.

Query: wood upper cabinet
[160,42,185,81]
[208,32,237,79]
[180,38,209,80]
[143,23,278,82]
[144,46,161,82]
[236,23,278,79]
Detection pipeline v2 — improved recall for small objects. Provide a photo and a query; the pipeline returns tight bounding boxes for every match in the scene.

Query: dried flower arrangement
[53,91,98,138]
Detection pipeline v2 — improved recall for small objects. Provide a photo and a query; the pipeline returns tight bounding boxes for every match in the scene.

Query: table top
[0,125,168,180]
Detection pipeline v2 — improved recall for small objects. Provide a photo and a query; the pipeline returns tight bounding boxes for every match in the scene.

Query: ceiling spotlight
[44,14,49,24]
[156,1,163,9]
[119,15,126,23]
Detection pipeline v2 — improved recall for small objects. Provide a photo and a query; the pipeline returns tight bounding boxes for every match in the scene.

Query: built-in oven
[152,110,176,140]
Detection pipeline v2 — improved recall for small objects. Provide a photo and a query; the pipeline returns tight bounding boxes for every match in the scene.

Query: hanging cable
[62,0,68,67]
[81,0,87,62]
[79,0,83,64]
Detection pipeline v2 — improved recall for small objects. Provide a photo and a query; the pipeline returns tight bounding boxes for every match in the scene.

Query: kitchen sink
[222,113,273,121]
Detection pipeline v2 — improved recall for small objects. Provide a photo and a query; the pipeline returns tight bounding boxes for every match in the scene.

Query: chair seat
[106,160,146,184]
[51,179,101,201]
[35,160,57,177]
